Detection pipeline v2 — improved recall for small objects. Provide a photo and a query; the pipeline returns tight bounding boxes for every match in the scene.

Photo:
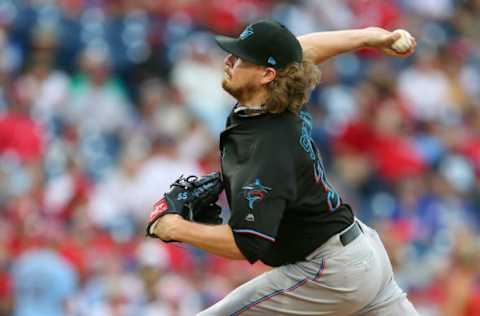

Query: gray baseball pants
[197,220,419,316]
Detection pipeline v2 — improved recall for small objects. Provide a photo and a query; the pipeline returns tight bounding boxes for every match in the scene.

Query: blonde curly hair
[264,60,321,114]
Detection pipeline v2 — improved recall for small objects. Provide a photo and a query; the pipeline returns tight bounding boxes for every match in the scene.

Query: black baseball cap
[214,20,303,69]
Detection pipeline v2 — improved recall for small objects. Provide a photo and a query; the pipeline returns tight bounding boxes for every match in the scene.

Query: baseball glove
[145,172,223,238]
[193,203,223,225]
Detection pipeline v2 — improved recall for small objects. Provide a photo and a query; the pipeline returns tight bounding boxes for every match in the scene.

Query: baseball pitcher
[146,20,420,316]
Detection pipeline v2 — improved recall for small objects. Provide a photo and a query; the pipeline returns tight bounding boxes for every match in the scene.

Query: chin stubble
[222,79,257,103]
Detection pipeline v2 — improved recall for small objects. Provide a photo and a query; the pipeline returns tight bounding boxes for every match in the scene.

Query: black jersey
[220,107,354,267]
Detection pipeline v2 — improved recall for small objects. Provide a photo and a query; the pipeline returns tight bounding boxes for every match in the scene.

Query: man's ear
[260,67,277,85]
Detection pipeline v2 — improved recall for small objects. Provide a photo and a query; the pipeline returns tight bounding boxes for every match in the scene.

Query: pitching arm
[298,27,416,65]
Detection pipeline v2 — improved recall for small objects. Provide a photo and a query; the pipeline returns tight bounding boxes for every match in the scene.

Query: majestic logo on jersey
[239,26,254,40]
[245,213,255,222]
[242,179,272,210]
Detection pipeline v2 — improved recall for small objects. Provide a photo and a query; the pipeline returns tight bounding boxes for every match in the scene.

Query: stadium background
[0,0,479,315]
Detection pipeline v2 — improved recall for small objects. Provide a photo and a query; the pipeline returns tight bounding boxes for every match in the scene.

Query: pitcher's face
[222,54,266,101]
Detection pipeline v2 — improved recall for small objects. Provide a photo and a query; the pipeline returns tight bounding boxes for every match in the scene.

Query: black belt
[340,222,362,246]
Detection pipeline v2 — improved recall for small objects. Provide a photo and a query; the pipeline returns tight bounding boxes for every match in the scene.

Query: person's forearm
[298,29,371,65]
[174,220,246,260]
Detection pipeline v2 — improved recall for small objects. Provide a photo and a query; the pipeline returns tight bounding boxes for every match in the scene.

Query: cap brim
[214,35,262,66]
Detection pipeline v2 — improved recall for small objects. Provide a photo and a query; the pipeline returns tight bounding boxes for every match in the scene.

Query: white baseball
[391,29,413,53]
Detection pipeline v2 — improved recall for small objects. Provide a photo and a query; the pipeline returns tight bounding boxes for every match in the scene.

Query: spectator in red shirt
[0,81,44,163]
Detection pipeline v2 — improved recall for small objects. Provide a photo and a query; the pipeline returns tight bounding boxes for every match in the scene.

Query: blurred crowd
[0,0,479,315]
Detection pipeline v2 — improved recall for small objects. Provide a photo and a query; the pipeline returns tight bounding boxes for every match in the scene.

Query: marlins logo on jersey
[241,179,272,210]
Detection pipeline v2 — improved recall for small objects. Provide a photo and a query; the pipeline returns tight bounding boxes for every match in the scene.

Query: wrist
[152,214,185,241]
[360,27,376,48]
[169,215,185,241]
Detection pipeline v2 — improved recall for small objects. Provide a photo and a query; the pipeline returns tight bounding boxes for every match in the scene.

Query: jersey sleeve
[233,233,272,264]
[228,131,297,251]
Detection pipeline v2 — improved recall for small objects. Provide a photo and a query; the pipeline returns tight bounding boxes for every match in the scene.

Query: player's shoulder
[264,110,300,132]
[254,110,301,146]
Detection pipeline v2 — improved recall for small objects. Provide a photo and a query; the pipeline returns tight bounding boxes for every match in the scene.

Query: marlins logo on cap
[239,26,254,40]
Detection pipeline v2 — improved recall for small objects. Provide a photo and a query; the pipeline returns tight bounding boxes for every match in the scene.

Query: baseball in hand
[391,29,414,53]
